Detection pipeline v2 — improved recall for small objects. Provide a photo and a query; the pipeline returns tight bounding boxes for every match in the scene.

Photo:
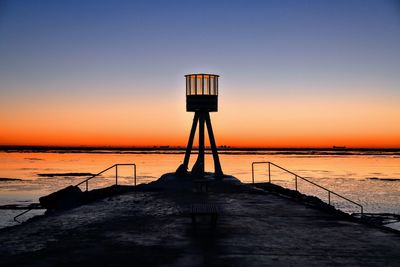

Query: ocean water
[0,150,399,229]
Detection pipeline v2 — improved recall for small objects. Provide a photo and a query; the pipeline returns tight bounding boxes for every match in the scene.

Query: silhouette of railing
[251,161,363,215]
[11,203,44,223]
[75,163,137,191]
[14,163,137,223]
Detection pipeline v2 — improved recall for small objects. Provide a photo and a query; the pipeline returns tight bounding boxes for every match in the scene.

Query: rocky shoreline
[1,174,400,266]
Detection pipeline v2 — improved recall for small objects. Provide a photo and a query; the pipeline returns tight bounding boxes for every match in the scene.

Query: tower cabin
[186,74,219,112]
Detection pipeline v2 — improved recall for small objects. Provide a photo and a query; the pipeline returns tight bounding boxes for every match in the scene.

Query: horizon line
[0,145,399,151]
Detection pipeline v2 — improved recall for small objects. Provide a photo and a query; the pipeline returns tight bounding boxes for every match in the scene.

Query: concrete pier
[0,179,399,266]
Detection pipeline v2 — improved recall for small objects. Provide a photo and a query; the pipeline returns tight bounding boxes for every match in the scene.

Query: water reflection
[0,151,399,227]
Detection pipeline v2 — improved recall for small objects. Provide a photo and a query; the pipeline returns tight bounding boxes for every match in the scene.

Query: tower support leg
[178,111,223,179]
[183,112,199,169]
[205,113,223,178]
[192,112,205,176]
[176,112,199,176]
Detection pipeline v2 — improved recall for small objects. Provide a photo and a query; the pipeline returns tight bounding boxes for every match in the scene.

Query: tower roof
[184,73,219,77]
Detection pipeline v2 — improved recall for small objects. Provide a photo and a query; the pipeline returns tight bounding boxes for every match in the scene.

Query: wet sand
[0,176,399,266]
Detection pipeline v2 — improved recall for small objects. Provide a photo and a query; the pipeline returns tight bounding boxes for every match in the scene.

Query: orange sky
[1,91,399,148]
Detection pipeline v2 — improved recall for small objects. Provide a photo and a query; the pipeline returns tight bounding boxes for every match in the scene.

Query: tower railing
[251,161,363,215]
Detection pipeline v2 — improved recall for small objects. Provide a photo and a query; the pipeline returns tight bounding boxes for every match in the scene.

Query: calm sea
[0,150,399,229]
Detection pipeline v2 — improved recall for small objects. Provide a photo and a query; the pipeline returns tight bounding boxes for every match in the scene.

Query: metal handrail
[13,203,44,223]
[75,163,137,191]
[13,163,137,223]
[252,161,363,215]
[14,208,34,223]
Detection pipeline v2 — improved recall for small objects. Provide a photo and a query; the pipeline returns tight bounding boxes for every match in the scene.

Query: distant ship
[333,146,346,149]
[153,146,170,149]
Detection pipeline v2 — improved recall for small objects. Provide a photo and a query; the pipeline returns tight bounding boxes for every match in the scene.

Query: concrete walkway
[0,182,399,266]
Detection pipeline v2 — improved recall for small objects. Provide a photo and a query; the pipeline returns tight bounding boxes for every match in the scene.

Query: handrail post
[295,175,298,191]
[86,180,88,192]
[134,164,137,186]
[268,162,271,183]
[252,163,255,184]
[115,165,118,186]
[328,191,331,205]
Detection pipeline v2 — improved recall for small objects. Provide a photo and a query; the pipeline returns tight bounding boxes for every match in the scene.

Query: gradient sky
[1,0,399,147]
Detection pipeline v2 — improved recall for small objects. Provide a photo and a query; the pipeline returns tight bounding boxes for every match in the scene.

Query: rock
[39,185,83,210]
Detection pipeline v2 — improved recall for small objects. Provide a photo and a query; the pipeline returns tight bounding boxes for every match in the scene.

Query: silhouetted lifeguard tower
[176,73,224,178]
